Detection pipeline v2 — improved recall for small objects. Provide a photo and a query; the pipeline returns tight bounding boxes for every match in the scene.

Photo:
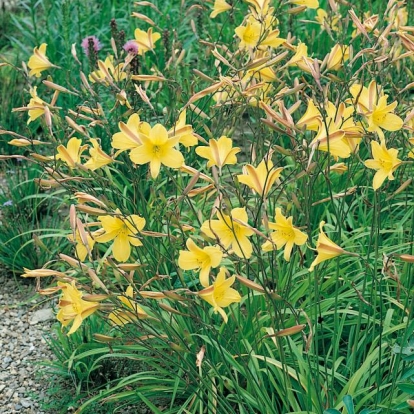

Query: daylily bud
[236,275,265,293]
[21,268,66,278]
[399,254,414,263]
[76,205,107,215]
[93,334,118,343]
[270,324,306,337]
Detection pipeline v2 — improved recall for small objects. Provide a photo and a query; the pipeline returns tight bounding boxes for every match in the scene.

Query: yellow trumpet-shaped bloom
[201,207,254,259]
[309,221,345,272]
[56,137,88,168]
[364,140,401,190]
[297,99,321,131]
[27,87,46,124]
[325,44,349,71]
[195,136,240,172]
[178,238,223,287]
[287,42,314,73]
[366,97,404,140]
[96,211,146,262]
[67,229,96,262]
[198,267,241,323]
[262,208,308,261]
[108,286,148,326]
[350,81,403,141]
[349,81,379,114]
[237,159,283,197]
[310,102,363,159]
[260,29,286,49]
[210,0,231,18]
[235,21,262,50]
[129,123,184,179]
[111,113,150,151]
[133,28,161,55]
[89,56,127,84]
[27,43,55,78]
[57,281,100,335]
[84,138,113,171]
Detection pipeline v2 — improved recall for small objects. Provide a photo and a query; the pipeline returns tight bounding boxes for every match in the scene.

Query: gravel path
[0,273,55,414]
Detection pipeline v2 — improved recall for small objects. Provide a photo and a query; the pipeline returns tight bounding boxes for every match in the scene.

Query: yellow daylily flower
[56,137,88,168]
[349,81,379,114]
[309,221,345,272]
[108,286,148,326]
[366,97,404,141]
[289,0,319,8]
[297,99,321,131]
[364,140,401,190]
[262,208,308,261]
[96,211,146,262]
[27,43,55,78]
[287,42,314,73]
[195,136,240,172]
[311,102,362,159]
[210,0,231,18]
[84,138,113,171]
[89,56,127,84]
[129,123,184,179]
[201,207,254,259]
[325,44,349,71]
[67,230,96,262]
[392,6,408,29]
[27,87,46,124]
[133,28,161,55]
[57,281,100,335]
[111,113,150,152]
[235,21,262,50]
[178,238,223,287]
[261,29,286,49]
[198,267,241,323]
[350,81,403,141]
[237,158,283,197]
[241,51,279,84]
[168,110,198,148]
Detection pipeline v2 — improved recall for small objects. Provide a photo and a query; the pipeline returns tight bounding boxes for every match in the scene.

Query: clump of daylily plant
[2,0,414,412]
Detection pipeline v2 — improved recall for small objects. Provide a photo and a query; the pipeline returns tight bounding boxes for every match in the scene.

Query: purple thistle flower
[123,40,139,55]
[81,36,102,56]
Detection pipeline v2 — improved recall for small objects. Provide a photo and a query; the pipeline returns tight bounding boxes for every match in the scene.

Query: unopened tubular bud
[93,334,118,343]
[399,254,414,263]
[76,205,107,215]
[271,324,306,337]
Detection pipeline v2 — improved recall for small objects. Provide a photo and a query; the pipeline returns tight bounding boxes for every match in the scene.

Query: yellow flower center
[243,27,259,46]
[214,288,225,302]
[72,302,80,313]
[373,111,386,125]
[279,228,294,240]
[275,224,295,241]
[378,158,392,171]
[153,145,161,154]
